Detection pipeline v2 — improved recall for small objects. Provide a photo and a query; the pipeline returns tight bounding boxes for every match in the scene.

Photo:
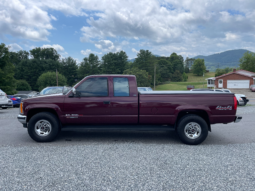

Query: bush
[182,72,188,82]
[37,72,67,91]
[16,80,31,91]
[171,70,183,82]
[123,67,151,87]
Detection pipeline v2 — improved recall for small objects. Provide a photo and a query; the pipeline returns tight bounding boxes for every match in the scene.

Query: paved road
[0,107,255,190]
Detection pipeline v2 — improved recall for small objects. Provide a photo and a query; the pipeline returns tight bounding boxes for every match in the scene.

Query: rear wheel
[28,112,59,142]
[2,107,7,109]
[177,114,208,145]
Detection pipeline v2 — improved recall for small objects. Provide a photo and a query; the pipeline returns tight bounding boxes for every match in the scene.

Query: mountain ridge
[193,49,253,71]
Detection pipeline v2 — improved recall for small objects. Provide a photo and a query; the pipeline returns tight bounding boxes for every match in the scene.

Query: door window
[113,78,130,96]
[77,77,108,96]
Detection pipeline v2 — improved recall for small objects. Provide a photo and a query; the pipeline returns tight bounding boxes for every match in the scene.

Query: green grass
[156,72,215,91]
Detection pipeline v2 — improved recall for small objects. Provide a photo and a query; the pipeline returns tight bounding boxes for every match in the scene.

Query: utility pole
[203,72,204,88]
[56,69,58,86]
[154,64,156,90]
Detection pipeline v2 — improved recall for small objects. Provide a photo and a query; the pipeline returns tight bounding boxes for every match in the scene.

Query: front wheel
[28,112,59,142]
[177,114,208,145]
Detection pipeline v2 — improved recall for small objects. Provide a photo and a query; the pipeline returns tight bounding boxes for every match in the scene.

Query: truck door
[64,77,111,124]
[109,76,138,124]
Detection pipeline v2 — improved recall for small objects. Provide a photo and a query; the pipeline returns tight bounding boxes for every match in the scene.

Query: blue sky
[1,0,255,63]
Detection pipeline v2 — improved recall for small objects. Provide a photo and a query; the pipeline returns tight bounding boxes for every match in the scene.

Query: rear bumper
[234,116,242,123]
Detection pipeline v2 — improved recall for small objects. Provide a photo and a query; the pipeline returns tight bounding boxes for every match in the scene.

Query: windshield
[39,87,63,95]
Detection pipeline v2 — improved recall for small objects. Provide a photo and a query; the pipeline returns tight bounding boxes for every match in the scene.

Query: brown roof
[215,69,255,79]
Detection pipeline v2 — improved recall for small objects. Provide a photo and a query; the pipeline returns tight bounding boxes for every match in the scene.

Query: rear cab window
[113,77,130,96]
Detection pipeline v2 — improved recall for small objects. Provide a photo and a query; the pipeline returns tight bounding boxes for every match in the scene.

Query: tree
[168,53,184,73]
[239,51,255,72]
[133,50,158,85]
[59,57,78,86]
[182,72,188,82]
[9,50,29,66]
[171,70,183,82]
[184,65,189,73]
[192,58,206,76]
[123,67,151,87]
[157,59,173,81]
[78,53,101,79]
[37,72,67,91]
[215,67,233,77]
[0,43,16,94]
[101,51,128,74]
[15,59,61,90]
[16,80,31,91]
[30,47,60,61]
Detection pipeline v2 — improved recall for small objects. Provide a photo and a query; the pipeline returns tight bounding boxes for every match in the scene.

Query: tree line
[0,42,217,94]
[0,43,190,94]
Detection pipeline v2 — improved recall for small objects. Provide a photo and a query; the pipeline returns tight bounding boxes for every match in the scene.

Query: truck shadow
[56,130,182,144]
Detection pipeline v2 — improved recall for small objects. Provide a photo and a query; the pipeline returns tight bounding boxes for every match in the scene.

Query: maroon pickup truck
[17,75,242,145]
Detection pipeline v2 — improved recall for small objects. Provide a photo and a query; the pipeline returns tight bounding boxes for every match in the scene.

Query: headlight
[20,102,24,114]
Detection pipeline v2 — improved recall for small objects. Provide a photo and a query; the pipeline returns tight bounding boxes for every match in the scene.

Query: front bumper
[0,103,13,108]
[17,114,27,126]
[238,100,245,106]
[234,116,242,123]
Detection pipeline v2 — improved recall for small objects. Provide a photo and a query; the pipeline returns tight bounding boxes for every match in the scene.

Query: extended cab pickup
[17,75,242,145]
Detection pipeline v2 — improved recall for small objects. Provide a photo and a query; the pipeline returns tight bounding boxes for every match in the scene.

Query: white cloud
[8,43,22,52]
[132,48,139,53]
[225,32,239,41]
[41,44,68,58]
[50,14,57,21]
[81,49,102,56]
[0,0,53,41]
[42,44,65,52]
[94,40,121,52]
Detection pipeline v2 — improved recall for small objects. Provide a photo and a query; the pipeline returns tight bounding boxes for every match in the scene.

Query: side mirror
[72,87,76,95]
[70,87,81,97]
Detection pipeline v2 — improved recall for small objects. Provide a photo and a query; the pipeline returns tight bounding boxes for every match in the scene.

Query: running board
[61,124,175,131]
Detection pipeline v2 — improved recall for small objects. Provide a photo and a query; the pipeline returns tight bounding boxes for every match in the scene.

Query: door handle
[103,101,111,105]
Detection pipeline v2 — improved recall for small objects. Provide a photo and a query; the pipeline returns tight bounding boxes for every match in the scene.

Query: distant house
[184,57,195,69]
[206,69,255,89]
[206,77,215,88]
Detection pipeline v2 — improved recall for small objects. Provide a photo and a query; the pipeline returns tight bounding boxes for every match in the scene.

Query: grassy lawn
[156,72,215,91]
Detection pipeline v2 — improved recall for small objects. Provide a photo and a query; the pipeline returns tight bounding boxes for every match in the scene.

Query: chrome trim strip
[139,91,234,95]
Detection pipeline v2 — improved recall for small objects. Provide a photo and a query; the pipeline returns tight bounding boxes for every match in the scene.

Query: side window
[113,78,129,97]
[76,77,108,97]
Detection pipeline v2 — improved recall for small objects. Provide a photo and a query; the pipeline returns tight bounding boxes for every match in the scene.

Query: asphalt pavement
[0,106,255,190]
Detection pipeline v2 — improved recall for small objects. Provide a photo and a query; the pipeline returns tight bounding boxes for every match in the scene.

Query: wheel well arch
[176,110,211,132]
[27,108,59,123]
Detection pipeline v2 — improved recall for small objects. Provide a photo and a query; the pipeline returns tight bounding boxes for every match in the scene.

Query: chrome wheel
[34,120,52,137]
[184,122,201,139]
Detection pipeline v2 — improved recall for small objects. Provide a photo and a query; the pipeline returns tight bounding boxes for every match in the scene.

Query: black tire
[28,112,59,142]
[177,114,208,145]
[2,107,7,109]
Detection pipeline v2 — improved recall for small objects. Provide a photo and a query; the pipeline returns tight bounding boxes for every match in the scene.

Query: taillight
[234,96,237,110]
[11,98,17,101]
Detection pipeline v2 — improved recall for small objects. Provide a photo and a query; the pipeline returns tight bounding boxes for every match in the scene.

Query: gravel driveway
[0,107,255,191]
